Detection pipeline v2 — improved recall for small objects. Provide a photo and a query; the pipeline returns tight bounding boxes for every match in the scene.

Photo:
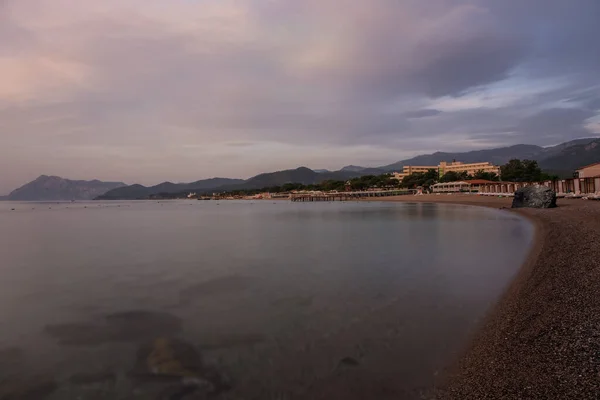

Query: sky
[1,0,600,192]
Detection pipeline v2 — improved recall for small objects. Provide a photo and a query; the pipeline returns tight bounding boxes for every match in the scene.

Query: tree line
[210,159,559,196]
[399,159,557,189]
[400,169,500,188]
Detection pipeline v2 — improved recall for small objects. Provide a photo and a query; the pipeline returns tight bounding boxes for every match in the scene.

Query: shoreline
[365,194,600,399]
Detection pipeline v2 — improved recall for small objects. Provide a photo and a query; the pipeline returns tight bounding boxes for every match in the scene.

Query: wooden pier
[290,190,412,202]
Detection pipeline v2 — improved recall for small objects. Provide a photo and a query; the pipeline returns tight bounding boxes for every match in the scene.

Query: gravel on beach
[374,195,600,399]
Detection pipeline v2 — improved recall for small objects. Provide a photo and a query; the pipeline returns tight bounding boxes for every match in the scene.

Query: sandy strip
[365,194,600,399]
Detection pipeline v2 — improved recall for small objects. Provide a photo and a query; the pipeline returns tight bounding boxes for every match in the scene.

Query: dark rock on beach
[512,186,557,209]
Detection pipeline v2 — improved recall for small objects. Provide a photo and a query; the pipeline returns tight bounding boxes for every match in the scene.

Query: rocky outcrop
[512,186,557,209]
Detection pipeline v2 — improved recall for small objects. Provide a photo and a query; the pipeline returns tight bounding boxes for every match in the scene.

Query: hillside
[379,138,600,172]
[97,178,244,200]
[539,139,600,176]
[239,167,370,188]
[97,167,379,199]
[8,176,126,201]
[379,144,543,171]
[48,137,600,200]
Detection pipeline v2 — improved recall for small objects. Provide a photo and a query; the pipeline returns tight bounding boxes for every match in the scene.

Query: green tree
[500,159,544,182]
[472,170,500,181]
[401,169,439,188]
[439,171,461,182]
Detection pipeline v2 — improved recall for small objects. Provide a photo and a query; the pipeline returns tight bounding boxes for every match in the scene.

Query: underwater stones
[44,310,183,345]
[131,338,231,396]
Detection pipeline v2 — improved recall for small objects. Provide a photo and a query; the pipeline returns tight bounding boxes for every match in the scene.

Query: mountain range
[4,138,599,200]
[378,138,598,172]
[6,176,126,201]
[96,178,244,200]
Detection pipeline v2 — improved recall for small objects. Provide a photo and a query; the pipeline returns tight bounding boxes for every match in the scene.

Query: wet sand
[367,194,600,399]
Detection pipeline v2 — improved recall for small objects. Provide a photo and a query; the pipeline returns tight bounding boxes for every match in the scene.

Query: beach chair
[565,191,582,199]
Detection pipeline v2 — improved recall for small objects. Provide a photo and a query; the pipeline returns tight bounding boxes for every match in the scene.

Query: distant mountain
[224,167,359,190]
[340,165,368,172]
[379,144,543,171]
[100,167,385,199]
[536,138,599,159]
[379,138,600,172]
[538,139,600,176]
[0,195,7,201]
[8,176,126,201]
[97,178,245,200]
[64,137,600,200]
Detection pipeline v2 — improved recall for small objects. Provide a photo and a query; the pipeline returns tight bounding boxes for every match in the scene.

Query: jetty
[290,190,412,202]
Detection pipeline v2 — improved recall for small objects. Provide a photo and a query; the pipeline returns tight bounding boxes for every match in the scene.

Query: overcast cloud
[1,0,599,192]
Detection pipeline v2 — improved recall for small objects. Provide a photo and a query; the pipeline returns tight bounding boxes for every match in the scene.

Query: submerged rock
[0,376,57,400]
[132,337,204,379]
[270,295,314,308]
[0,347,24,365]
[197,333,266,350]
[68,370,117,385]
[0,347,25,381]
[43,322,106,346]
[130,338,231,396]
[512,186,557,209]
[179,276,254,305]
[104,310,183,342]
[44,310,183,345]
[339,357,360,367]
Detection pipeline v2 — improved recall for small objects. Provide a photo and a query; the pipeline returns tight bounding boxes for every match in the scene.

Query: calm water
[0,200,533,399]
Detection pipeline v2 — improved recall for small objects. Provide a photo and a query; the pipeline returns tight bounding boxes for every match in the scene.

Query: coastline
[366,194,600,399]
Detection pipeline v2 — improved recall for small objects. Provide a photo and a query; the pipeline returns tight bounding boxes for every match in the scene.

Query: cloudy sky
[1,0,599,192]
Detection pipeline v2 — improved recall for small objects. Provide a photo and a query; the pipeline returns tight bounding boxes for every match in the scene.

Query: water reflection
[0,201,533,399]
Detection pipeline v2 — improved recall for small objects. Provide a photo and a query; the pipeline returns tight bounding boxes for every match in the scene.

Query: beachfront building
[392,165,437,181]
[576,162,600,178]
[433,179,525,194]
[478,182,526,194]
[547,163,600,196]
[438,161,500,176]
[392,161,500,181]
[431,181,471,193]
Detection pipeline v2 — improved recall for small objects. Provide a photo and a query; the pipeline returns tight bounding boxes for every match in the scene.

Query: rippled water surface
[0,200,533,399]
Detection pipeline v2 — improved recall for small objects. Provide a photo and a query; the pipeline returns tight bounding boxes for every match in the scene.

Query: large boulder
[512,186,557,209]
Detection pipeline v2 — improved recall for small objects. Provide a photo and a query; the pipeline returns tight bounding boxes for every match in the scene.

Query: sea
[0,200,533,399]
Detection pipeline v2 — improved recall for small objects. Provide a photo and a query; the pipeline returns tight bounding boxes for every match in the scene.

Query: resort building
[392,165,437,181]
[432,161,600,197]
[392,161,500,181]
[438,161,500,176]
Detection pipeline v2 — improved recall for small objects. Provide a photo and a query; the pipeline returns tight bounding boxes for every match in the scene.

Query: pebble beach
[370,194,600,399]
